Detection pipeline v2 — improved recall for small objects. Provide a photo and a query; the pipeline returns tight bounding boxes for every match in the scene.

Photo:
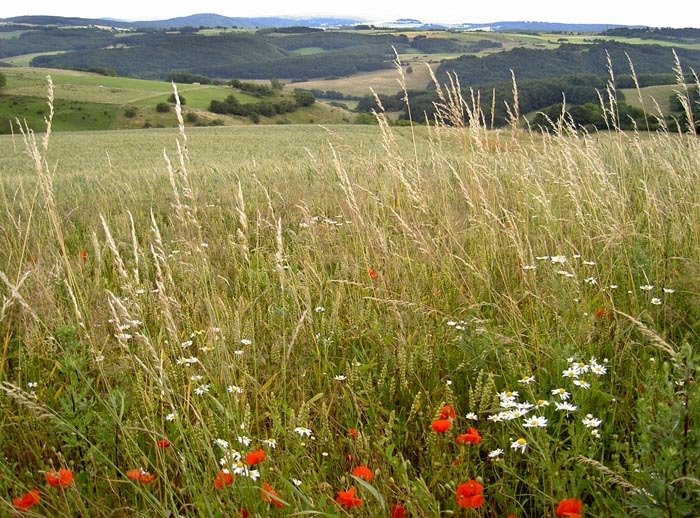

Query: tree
[294,91,315,107]
[270,78,283,91]
[156,102,170,113]
[0,71,6,91]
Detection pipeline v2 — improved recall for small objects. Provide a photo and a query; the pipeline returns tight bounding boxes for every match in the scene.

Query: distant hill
[455,21,633,33]
[0,14,361,30]
[132,14,361,29]
[1,15,132,28]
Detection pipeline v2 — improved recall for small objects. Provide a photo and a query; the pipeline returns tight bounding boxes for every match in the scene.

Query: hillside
[0,67,353,133]
[24,30,406,80]
[436,40,700,87]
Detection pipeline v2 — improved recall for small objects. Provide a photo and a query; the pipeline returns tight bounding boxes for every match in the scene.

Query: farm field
[1,83,699,516]
[620,83,684,114]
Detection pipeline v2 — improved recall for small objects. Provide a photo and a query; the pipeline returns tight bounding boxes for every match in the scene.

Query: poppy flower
[455,480,485,509]
[214,470,234,490]
[139,472,156,484]
[351,465,373,482]
[347,428,359,439]
[45,468,74,488]
[245,449,266,466]
[126,469,155,484]
[12,490,40,512]
[240,510,249,518]
[261,482,285,508]
[78,250,88,263]
[456,427,481,445]
[368,268,379,280]
[555,498,583,518]
[440,405,456,419]
[336,486,362,509]
[431,419,452,433]
[391,503,406,518]
[156,439,171,448]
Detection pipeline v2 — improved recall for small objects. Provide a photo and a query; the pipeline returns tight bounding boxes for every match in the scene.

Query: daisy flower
[510,437,528,453]
[523,416,548,428]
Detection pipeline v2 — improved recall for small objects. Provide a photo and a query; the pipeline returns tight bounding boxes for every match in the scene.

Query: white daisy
[194,384,210,396]
[214,438,230,449]
[294,427,313,438]
[555,402,578,413]
[582,414,602,428]
[510,437,528,453]
[573,379,591,389]
[551,388,571,400]
[488,448,504,458]
[523,416,548,428]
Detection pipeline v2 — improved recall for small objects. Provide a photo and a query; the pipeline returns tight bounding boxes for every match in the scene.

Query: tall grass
[0,70,699,517]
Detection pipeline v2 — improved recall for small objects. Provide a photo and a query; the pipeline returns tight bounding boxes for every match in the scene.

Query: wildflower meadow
[0,70,699,517]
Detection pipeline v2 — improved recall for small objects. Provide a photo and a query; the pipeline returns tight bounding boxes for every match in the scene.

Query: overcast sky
[1,1,697,27]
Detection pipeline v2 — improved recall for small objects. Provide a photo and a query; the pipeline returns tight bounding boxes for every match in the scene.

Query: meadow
[0,68,352,133]
[0,78,699,517]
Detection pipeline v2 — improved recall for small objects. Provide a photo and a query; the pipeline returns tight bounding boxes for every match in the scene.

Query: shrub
[156,102,170,113]
[168,93,186,105]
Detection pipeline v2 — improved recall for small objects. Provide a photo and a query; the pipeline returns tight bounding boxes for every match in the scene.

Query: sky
[0,0,697,27]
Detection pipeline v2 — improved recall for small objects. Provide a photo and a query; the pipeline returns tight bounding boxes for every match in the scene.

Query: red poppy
[45,468,74,488]
[456,427,481,445]
[440,405,456,419]
[347,428,359,439]
[391,503,406,518]
[157,439,171,448]
[245,449,266,466]
[431,419,452,433]
[351,465,373,481]
[368,268,379,280]
[126,469,155,484]
[455,480,485,509]
[12,489,40,512]
[261,482,285,508]
[336,486,362,509]
[139,472,156,484]
[79,250,89,263]
[214,470,234,490]
[555,498,583,518]
[240,510,249,518]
